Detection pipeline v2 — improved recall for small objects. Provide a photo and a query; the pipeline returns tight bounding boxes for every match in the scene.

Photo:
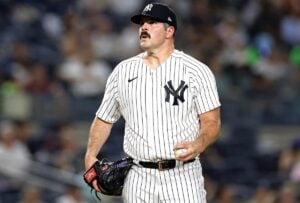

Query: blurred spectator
[247,185,275,203]
[280,0,300,46]
[108,0,142,18]
[8,41,33,87]
[60,30,79,59]
[277,138,300,183]
[254,32,274,58]
[14,119,32,142]
[205,176,218,202]
[0,120,31,179]
[18,185,44,203]
[253,48,290,81]
[13,119,45,157]
[290,162,300,182]
[58,43,111,98]
[56,185,87,203]
[216,14,248,49]
[278,148,295,179]
[274,182,298,203]
[210,184,236,203]
[247,0,282,41]
[53,123,82,172]
[42,13,64,41]
[290,138,300,182]
[0,120,31,203]
[0,76,32,119]
[77,0,110,12]
[24,63,52,93]
[115,24,140,60]
[90,14,119,62]
[11,4,40,25]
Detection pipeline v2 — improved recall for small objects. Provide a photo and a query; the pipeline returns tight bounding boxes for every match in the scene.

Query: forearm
[85,116,113,169]
[195,117,221,154]
[174,108,221,161]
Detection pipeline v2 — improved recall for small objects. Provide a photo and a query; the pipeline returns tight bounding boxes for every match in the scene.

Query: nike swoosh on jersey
[128,76,138,83]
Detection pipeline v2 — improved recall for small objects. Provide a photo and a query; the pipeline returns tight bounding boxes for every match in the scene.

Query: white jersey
[96,49,220,161]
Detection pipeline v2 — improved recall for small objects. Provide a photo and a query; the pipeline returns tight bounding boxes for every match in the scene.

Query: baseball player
[84,3,221,203]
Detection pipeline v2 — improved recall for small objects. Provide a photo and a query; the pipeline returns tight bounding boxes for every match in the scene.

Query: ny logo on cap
[143,4,153,12]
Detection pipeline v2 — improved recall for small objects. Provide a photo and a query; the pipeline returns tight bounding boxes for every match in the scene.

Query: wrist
[85,154,98,170]
[194,136,206,154]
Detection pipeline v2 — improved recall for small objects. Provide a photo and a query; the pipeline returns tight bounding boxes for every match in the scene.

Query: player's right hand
[92,180,101,192]
[85,157,101,192]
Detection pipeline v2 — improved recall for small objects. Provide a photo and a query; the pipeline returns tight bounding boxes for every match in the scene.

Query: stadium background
[0,0,299,202]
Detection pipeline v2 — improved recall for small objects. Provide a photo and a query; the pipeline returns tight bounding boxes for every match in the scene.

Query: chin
[140,43,148,50]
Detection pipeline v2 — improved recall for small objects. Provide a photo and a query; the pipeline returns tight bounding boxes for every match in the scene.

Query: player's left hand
[173,141,202,161]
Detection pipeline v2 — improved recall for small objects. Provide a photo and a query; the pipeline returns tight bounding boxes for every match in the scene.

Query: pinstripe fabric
[122,160,206,203]
[96,49,220,202]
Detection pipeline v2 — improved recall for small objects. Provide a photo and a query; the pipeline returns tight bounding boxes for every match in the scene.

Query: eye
[147,20,156,24]
[140,19,158,25]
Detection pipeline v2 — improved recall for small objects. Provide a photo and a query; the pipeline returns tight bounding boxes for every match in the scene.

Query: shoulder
[173,50,213,75]
[115,53,143,69]
[109,53,143,77]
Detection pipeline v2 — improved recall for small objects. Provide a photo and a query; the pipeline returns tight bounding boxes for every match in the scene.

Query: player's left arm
[174,107,221,161]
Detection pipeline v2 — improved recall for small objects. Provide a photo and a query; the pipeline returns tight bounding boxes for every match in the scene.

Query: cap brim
[131,14,165,25]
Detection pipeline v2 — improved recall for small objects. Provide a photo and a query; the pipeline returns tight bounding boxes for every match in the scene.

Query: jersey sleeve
[193,64,221,114]
[95,69,121,123]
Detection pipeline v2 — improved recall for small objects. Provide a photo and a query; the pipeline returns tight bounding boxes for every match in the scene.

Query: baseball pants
[122,160,207,203]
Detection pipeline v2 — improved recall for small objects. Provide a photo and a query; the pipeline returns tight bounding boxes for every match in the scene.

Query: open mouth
[140,32,150,39]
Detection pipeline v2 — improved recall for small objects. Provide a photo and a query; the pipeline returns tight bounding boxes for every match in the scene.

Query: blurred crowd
[0,0,300,202]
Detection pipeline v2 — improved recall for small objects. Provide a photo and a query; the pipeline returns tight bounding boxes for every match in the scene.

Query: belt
[138,159,195,171]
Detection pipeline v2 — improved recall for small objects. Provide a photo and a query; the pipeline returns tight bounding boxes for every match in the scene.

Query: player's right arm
[85,116,113,169]
[85,64,121,170]
[84,116,113,192]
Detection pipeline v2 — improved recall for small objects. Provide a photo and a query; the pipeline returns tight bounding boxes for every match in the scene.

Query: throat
[144,57,161,69]
[143,48,174,69]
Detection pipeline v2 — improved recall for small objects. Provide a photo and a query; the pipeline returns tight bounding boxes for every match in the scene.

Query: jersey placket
[145,69,155,153]
[149,66,167,159]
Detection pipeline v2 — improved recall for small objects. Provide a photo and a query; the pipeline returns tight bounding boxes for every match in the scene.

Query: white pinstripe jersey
[96,49,221,161]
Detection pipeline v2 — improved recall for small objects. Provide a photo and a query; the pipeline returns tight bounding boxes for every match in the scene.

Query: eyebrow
[140,17,160,24]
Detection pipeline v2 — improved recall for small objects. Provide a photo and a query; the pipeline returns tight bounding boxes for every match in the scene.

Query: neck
[144,44,174,69]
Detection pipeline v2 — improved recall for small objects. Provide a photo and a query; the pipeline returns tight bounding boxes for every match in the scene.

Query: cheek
[153,32,166,42]
[156,27,168,39]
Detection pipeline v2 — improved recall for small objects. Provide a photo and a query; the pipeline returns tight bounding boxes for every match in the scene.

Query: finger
[176,147,200,161]
[174,148,188,157]
[176,154,193,161]
[173,142,189,150]
[175,149,193,161]
[92,181,101,192]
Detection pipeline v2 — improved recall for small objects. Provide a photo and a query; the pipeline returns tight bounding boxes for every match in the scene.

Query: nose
[140,22,150,30]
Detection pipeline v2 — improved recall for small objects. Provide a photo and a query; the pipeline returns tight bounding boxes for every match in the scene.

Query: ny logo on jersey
[164,80,188,106]
[143,4,153,12]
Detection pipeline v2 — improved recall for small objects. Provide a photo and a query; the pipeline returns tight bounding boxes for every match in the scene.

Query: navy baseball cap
[131,3,177,30]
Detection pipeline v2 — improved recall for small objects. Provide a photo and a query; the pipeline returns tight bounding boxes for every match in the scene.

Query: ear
[166,26,175,39]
